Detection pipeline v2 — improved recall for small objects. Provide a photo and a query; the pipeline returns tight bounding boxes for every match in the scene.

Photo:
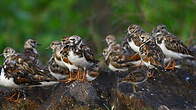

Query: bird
[50,40,78,82]
[103,35,143,72]
[138,35,166,77]
[152,24,195,69]
[23,39,41,66]
[48,41,70,80]
[126,24,152,53]
[0,47,58,102]
[66,35,99,81]
[0,47,58,87]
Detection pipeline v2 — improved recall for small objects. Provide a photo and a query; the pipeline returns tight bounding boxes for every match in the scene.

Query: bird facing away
[139,38,165,70]
[126,24,152,53]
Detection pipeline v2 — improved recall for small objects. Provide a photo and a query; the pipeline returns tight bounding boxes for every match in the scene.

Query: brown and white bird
[103,35,143,72]
[138,35,165,71]
[126,24,152,53]
[48,41,70,80]
[50,40,78,81]
[0,47,58,88]
[23,39,40,65]
[152,25,195,69]
[66,35,99,81]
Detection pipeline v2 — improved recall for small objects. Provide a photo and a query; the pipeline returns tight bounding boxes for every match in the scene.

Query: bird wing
[82,45,98,63]
[140,42,165,67]
[164,34,193,56]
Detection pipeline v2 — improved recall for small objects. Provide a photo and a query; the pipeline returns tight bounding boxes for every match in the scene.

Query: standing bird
[126,24,151,53]
[152,25,195,69]
[103,35,142,72]
[139,37,165,70]
[48,41,70,80]
[49,40,78,82]
[66,35,99,81]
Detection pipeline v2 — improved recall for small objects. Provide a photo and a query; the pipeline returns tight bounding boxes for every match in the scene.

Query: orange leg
[165,60,176,70]
[83,70,87,81]
[78,69,87,82]
[59,72,75,83]
[76,70,81,80]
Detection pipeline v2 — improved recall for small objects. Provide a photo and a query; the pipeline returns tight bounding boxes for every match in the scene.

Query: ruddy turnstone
[0,47,58,88]
[0,47,58,102]
[126,24,152,53]
[152,25,195,69]
[138,36,165,71]
[50,40,78,82]
[66,35,98,81]
[23,39,40,65]
[103,35,142,72]
[48,41,70,80]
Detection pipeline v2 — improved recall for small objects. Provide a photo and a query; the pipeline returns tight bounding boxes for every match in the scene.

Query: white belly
[68,50,91,68]
[158,41,193,59]
[48,67,68,80]
[128,39,140,53]
[54,57,65,67]
[86,73,96,81]
[130,60,143,65]
[60,58,78,71]
[143,61,155,69]
[0,68,19,88]
[108,63,128,72]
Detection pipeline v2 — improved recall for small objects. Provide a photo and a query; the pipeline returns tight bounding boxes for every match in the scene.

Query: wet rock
[69,81,99,104]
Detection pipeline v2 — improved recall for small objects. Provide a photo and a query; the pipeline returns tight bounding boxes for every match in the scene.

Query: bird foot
[165,60,176,70]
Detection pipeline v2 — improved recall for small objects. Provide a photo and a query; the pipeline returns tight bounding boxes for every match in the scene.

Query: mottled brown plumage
[139,39,165,69]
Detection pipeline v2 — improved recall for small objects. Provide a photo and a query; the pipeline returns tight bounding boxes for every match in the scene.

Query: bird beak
[37,43,41,46]
[0,53,3,56]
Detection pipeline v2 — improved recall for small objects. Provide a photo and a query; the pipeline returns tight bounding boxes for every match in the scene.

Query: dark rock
[69,81,99,104]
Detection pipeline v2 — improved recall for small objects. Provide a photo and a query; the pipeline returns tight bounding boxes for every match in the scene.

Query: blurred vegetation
[0,0,195,64]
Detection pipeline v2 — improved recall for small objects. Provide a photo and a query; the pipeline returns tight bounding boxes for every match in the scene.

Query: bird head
[24,39,39,49]
[68,35,82,46]
[50,41,62,51]
[105,34,116,45]
[1,47,16,58]
[152,24,167,37]
[127,24,144,35]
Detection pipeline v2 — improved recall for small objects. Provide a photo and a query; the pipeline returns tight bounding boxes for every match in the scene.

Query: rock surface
[0,46,196,110]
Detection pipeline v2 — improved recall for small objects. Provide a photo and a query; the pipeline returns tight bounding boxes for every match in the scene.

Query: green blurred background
[0,0,195,64]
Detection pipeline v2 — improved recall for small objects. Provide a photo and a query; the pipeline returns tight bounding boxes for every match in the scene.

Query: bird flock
[0,24,194,101]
